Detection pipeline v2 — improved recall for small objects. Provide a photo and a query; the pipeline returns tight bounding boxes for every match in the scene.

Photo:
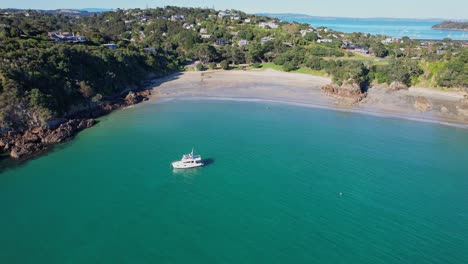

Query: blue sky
[1,0,467,19]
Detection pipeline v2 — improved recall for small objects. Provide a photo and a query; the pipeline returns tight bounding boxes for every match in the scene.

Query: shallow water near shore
[1,100,468,263]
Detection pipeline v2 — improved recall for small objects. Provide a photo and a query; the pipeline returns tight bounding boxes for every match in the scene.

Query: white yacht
[171,149,204,169]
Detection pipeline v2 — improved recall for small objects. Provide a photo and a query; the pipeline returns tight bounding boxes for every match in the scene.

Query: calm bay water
[270,15,468,40]
[1,99,468,263]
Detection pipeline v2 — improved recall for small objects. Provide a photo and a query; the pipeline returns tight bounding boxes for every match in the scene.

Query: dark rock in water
[10,143,45,159]
[77,119,96,131]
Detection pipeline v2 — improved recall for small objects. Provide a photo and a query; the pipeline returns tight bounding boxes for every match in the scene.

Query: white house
[238,39,250,46]
[317,39,333,43]
[231,14,240,20]
[103,43,117,50]
[183,23,195,30]
[300,29,313,37]
[258,21,278,29]
[218,11,230,18]
[170,15,185,21]
[261,37,275,44]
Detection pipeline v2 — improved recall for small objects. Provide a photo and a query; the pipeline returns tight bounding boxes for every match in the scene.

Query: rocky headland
[0,89,152,160]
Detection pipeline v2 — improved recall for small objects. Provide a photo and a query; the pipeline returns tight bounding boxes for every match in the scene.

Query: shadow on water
[202,158,215,166]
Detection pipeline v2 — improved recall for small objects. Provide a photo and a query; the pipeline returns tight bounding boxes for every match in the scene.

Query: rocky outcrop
[42,119,96,144]
[414,96,432,112]
[1,88,152,160]
[389,81,408,91]
[124,90,151,105]
[1,118,96,159]
[322,83,367,104]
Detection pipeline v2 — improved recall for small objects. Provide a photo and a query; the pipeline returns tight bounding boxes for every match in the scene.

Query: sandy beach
[151,69,468,128]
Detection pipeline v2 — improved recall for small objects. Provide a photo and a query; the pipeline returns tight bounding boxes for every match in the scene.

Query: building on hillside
[200,28,208,34]
[170,15,185,21]
[317,38,333,43]
[143,47,156,53]
[231,14,241,20]
[238,39,250,46]
[183,23,195,30]
[382,37,401,45]
[215,38,227,46]
[258,21,278,29]
[261,37,275,44]
[300,29,314,37]
[201,34,211,39]
[218,11,230,18]
[48,32,87,43]
[341,41,369,54]
[103,43,117,50]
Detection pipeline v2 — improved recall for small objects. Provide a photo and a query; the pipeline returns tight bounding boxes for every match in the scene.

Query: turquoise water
[1,99,468,263]
[267,15,468,40]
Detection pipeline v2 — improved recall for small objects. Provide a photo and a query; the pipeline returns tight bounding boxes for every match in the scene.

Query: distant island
[432,21,468,31]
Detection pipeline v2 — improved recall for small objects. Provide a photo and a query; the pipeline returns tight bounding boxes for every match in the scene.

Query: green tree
[304,32,318,42]
[220,60,229,70]
[195,44,217,64]
[371,42,388,58]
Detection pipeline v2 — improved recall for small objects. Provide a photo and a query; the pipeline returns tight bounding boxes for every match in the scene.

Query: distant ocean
[262,14,468,40]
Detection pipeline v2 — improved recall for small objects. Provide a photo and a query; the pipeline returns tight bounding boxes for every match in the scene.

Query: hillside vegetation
[0,7,467,132]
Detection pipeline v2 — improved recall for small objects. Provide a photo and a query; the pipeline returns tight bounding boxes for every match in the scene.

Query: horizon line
[1,7,467,21]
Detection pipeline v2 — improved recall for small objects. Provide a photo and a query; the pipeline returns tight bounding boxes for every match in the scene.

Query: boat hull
[171,161,204,169]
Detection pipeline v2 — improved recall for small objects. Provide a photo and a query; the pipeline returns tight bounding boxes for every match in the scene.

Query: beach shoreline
[150,69,468,128]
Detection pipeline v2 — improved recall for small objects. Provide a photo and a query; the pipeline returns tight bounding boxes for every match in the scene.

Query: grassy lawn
[257,62,329,77]
[323,54,392,66]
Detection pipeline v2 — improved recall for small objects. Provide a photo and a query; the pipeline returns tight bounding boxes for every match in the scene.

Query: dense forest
[0,7,467,132]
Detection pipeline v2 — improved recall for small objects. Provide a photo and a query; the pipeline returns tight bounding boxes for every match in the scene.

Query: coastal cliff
[0,90,151,159]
